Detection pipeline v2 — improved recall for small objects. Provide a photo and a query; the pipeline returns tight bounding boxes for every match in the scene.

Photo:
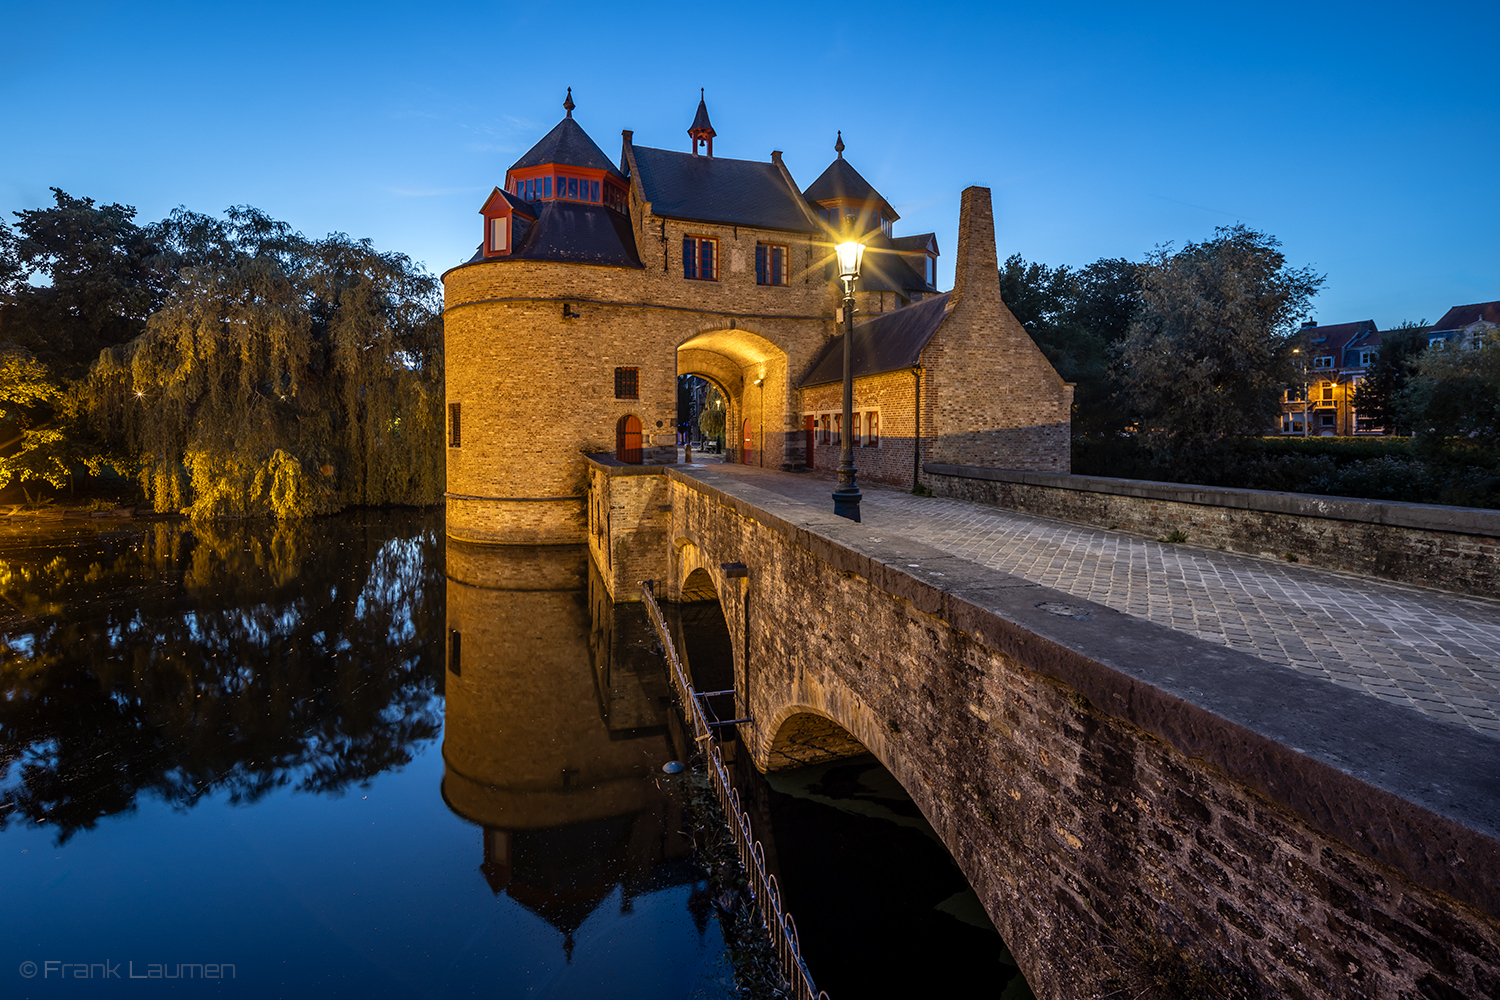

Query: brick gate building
[442,91,1073,545]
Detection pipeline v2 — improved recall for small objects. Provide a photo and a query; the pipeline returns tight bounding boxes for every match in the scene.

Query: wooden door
[616,415,642,464]
[741,419,753,465]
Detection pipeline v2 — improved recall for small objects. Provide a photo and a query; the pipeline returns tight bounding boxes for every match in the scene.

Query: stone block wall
[666,469,1500,1000]
[586,456,671,602]
[924,464,1500,598]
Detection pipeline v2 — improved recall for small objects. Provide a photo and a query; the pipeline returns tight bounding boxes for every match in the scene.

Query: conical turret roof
[803,135,886,205]
[689,89,715,137]
[511,97,622,177]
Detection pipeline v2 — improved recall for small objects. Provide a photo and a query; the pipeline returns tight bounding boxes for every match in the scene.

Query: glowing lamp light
[834,240,865,283]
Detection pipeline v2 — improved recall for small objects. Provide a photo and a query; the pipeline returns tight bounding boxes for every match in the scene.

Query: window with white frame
[1313,356,1334,369]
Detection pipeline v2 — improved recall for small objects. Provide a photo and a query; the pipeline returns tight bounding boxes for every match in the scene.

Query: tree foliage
[77,208,445,518]
[1109,224,1323,453]
[697,384,726,443]
[1350,321,1427,435]
[1000,255,1139,435]
[1,192,445,515]
[1398,328,1500,455]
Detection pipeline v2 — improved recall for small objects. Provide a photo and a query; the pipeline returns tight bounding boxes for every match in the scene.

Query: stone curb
[923,462,1500,537]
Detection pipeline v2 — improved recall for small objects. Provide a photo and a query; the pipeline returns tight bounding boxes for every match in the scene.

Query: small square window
[683,236,718,281]
[614,367,639,400]
[756,243,788,286]
[1320,413,1335,427]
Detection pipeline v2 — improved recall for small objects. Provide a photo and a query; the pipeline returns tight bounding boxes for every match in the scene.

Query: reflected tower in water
[441,542,700,954]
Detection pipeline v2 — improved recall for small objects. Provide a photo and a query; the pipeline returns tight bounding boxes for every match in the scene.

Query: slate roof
[464,200,641,268]
[511,117,623,177]
[1431,300,1500,332]
[853,248,934,295]
[889,233,938,255]
[1300,320,1376,349]
[803,157,889,209]
[689,94,715,135]
[631,146,816,232]
[800,292,952,387]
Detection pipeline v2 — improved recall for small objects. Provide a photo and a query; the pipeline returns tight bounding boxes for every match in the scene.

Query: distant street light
[833,239,865,521]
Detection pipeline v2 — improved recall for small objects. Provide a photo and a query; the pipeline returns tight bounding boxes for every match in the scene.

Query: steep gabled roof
[889,233,938,255]
[1431,300,1500,332]
[511,117,623,177]
[1300,320,1376,352]
[803,156,890,210]
[631,146,817,232]
[856,246,937,295]
[800,292,953,387]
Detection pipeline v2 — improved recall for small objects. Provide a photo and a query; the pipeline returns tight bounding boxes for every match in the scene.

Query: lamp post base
[833,468,862,522]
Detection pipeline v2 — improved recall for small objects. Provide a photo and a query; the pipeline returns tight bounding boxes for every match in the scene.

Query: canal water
[0,509,1029,998]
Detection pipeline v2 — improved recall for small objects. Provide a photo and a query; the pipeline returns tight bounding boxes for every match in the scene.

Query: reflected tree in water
[0,512,445,843]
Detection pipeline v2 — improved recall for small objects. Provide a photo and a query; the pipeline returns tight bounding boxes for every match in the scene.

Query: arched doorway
[615,415,642,464]
[741,419,753,465]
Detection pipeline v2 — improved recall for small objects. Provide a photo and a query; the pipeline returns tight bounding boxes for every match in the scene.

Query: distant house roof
[803,156,889,210]
[465,201,641,268]
[1300,320,1376,354]
[800,292,952,387]
[511,117,623,178]
[631,146,816,232]
[1431,300,1500,333]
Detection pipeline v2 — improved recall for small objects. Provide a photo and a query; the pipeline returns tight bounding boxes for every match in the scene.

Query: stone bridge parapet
[664,466,1500,1000]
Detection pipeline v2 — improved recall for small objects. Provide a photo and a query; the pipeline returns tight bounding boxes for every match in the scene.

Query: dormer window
[1312,356,1334,369]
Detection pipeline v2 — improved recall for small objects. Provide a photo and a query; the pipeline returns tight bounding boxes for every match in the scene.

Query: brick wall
[799,367,921,487]
[921,188,1073,474]
[666,470,1500,1000]
[924,464,1500,598]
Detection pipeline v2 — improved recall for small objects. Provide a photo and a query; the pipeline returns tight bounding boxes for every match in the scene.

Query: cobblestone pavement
[699,465,1500,739]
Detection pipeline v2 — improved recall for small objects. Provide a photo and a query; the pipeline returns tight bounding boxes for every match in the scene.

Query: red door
[741,419,753,465]
[616,415,642,464]
[805,415,815,469]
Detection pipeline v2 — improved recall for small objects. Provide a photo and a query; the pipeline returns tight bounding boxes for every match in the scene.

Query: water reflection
[0,513,734,998]
[0,511,444,843]
[442,542,723,973]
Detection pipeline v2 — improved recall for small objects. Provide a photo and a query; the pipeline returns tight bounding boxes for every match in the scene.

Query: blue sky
[3,0,1495,328]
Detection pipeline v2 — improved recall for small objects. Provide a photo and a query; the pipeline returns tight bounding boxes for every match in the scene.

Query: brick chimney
[951,186,998,306]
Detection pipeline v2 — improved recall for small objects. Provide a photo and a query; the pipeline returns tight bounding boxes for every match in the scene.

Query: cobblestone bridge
[628,461,1500,1000]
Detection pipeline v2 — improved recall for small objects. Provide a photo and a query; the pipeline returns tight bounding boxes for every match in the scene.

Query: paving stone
[707,465,1500,740]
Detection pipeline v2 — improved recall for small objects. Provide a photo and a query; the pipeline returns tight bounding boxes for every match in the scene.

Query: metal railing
[642,580,829,1000]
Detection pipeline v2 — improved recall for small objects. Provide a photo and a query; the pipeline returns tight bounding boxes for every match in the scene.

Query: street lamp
[833,239,865,521]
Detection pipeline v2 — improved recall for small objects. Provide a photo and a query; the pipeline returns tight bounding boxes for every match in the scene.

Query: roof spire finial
[835,131,845,159]
[563,87,575,119]
[689,88,716,157]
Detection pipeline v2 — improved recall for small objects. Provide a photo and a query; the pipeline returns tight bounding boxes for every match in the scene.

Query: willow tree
[88,209,443,519]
